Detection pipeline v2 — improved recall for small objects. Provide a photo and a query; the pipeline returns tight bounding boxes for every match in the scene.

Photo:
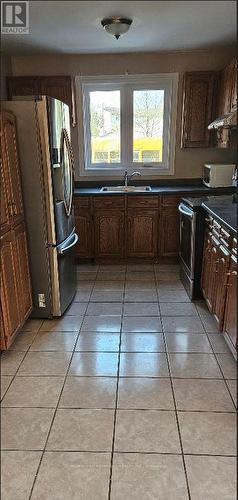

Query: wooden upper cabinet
[7,76,40,97]
[7,75,76,126]
[0,111,24,228]
[219,58,237,116]
[230,60,237,112]
[181,71,218,148]
[127,208,158,259]
[223,255,237,350]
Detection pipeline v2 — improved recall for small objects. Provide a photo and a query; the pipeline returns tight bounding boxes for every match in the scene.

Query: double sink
[100,186,152,193]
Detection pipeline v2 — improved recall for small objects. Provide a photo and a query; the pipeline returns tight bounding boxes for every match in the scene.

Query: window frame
[76,73,178,177]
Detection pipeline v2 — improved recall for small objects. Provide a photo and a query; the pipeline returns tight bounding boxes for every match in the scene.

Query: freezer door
[56,231,78,315]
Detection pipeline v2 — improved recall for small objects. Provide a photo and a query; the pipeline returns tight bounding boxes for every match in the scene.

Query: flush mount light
[101,16,132,39]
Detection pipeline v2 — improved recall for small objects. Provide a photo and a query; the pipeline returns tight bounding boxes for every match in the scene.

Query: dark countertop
[202,197,237,234]
[74,184,235,197]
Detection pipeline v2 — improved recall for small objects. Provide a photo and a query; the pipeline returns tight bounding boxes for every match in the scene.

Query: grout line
[107,268,126,500]
[2,267,236,498]
[156,277,192,500]
[2,405,236,413]
[27,274,93,500]
[195,303,237,410]
[0,322,44,402]
[2,448,236,457]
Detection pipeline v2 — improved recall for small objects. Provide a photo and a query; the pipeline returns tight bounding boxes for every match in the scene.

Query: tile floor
[1,263,237,500]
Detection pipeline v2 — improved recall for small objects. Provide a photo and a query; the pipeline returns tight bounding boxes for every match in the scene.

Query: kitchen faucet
[124,170,142,187]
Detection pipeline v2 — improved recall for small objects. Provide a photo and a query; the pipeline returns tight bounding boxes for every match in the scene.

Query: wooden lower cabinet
[94,210,125,259]
[212,244,230,329]
[223,256,237,350]
[1,110,32,350]
[127,209,158,259]
[74,194,182,261]
[1,224,32,349]
[74,194,185,262]
[75,210,93,258]
[201,218,237,355]
[159,208,180,257]
[201,229,213,309]
[0,230,21,348]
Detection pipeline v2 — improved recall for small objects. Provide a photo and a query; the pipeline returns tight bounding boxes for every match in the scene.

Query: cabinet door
[212,245,230,329]
[219,59,237,115]
[7,76,76,126]
[223,257,237,349]
[75,211,93,258]
[159,208,180,257]
[40,76,71,106]
[127,209,158,259]
[181,72,218,148]
[201,230,212,306]
[230,59,237,112]
[201,233,218,312]
[14,223,32,321]
[0,111,24,227]
[0,158,11,235]
[94,211,125,259]
[7,76,40,97]
[0,231,21,346]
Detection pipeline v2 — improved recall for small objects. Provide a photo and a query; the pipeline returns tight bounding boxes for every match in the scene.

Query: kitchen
[0,1,237,499]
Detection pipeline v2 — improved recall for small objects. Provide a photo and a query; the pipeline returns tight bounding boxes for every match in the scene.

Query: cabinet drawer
[93,196,125,209]
[74,197,91,210]
[161,195,181,207]
[127,196,159,208]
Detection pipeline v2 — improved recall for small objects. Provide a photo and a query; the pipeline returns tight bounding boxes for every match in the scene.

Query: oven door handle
[178,203,194,219]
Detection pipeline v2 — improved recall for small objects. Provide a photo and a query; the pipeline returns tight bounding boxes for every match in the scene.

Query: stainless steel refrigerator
[2,97,78,318]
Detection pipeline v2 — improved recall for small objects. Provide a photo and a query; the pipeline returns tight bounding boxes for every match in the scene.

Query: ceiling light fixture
[101,16,132,40]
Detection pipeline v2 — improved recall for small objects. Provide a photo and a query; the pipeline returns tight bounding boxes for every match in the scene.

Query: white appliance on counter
[203,163,236,188]
[2,97,78,318]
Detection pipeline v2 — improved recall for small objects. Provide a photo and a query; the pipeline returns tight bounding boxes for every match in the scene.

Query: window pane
[133,90,164,163]
[89,90,120,164]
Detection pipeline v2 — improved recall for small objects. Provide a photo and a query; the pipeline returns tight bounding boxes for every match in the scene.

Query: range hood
[208,109,237,130]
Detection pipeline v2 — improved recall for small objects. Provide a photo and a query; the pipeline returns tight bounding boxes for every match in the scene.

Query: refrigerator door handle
[57,233,79,255]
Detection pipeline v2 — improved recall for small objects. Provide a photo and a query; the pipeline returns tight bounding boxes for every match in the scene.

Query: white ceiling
[2,1,236,55]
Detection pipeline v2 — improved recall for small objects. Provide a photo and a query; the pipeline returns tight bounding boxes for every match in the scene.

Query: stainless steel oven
[178,198,206,299]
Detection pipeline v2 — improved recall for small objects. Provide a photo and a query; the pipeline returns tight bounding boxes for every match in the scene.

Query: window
[77,74,178,175]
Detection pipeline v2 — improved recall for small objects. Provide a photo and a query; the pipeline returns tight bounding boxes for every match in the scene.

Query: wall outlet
[38,293,46,308]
